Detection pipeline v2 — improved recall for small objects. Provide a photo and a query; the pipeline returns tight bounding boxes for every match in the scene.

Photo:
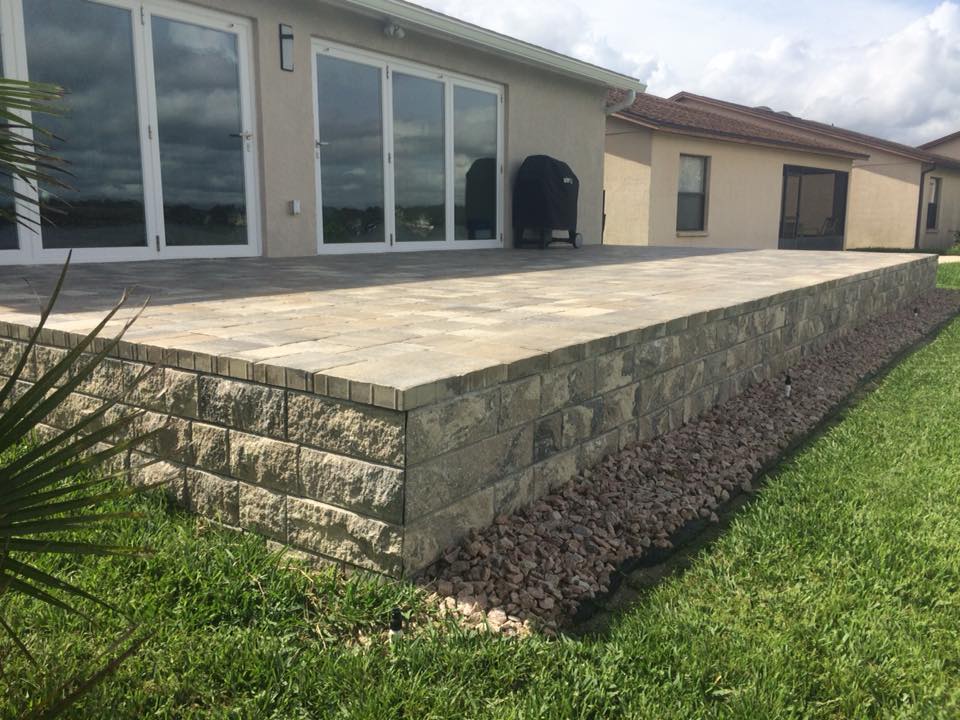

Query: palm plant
[0,78,156,711]
[0,255,158,646]
[0,77,70,228]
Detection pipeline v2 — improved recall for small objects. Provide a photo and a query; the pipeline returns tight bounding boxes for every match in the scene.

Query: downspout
[601,90,637,244]
[605,89,637,116]
[915,162,935,250]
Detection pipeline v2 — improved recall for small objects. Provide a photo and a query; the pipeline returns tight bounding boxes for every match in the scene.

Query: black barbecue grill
[513,155,582,249]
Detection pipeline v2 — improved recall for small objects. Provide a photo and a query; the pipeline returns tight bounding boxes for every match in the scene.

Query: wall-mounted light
[279,24,294,72]
[384,22,406,39]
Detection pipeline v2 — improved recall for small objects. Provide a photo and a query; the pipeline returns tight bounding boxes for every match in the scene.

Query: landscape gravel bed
[418,290,960,635]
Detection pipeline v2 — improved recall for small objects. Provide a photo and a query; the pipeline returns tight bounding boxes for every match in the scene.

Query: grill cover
[464,157,498,239]
[513,155,579,238]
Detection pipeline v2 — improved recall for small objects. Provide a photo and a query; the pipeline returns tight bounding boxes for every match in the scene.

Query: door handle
[316,140,330,147]
[230,132,254,140]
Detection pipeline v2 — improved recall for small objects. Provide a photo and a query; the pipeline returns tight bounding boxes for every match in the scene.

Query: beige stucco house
[919,130,960,248]
[670,93,960,251]
[604,92,866,250]
[0,0,643,265]
[605,91,960,252]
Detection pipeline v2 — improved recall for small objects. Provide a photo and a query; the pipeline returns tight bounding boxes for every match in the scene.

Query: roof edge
[919,129,960,150]
[611,111,868,160]
[327,0,645,91]
[670,91,936,164]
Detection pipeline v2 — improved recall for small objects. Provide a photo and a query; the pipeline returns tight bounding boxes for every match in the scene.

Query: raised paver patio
[0,246,935,408]
[0,247,938,575]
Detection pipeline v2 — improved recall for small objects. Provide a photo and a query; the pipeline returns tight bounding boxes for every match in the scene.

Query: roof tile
[607,90,863,158]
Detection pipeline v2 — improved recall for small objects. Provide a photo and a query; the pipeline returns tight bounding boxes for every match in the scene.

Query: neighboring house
[0,0,642,264]
[604,92,866,250]
[920,130,960,161]
[920,131,960,247]
[670,92,960,251]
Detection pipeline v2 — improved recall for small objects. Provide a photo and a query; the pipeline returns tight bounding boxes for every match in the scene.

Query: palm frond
[0,77,70,231]
[0,77,156,710]
[26,627,150,720]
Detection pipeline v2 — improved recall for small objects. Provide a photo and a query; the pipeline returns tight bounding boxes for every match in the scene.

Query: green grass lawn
[939,262,960,287]
[5,268,960,718]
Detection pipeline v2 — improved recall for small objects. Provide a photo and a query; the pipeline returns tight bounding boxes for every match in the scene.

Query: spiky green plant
[0,75,156,712]
[0,255,160,711]
[0,77,70,230]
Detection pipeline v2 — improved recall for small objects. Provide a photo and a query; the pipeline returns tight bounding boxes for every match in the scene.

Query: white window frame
[676,153,710,234]
[0,0,261,265]
[312,44,390,255]
[312,40,504,255]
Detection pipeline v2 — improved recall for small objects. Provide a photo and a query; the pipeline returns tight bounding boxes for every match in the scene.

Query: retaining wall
[0,255,937,576]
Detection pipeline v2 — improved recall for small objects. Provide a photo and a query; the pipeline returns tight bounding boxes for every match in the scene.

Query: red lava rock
[418,290,960,633]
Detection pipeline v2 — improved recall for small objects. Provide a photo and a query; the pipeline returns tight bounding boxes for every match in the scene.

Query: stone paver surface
[0,247,930,395]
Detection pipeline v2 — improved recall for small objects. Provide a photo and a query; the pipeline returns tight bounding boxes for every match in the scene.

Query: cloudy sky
[417,0,960,146]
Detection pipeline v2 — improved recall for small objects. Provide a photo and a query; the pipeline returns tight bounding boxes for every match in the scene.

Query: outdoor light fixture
[279,24,294,71]
[384,22,406,39]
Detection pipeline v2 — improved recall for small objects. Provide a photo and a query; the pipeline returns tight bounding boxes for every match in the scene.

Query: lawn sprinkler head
[785,373,793,399]
[389,607,404,642]
[914,307,919,319]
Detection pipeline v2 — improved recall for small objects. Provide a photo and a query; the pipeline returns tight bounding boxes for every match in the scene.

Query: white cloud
[695,2,960,145]
[415,0,960,145]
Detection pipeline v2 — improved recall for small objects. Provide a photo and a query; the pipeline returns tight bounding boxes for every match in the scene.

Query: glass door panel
[316,54,385,245]
[454,86,498,240]
[0,35,19,251]
[23,0,147,249]
[313,43,501,254]
[392,72,445,243]
[151,16,247,247]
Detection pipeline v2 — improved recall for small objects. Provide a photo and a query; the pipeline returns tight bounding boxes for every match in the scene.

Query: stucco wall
[844,151,923,250]
[604,129,852,250]
[674,97,925,250]
[919,169,960,250]
[181,0,608,255]
[603,118,652,245]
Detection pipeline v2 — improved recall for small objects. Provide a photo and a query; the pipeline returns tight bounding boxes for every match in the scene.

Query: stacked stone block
[0,256,937,576]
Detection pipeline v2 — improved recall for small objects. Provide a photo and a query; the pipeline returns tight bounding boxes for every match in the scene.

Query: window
[677,155,708,232]
[454,86,498,240]
[314,43,503,252]
[778,165,849,251]
[926,177,942,231]
[1,0,261,264]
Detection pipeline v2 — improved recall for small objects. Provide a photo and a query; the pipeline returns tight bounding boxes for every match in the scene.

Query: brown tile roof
[669,91,960,171]
[607,90,866,159]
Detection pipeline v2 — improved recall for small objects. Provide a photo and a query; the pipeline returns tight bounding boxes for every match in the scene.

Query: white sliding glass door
[145,6,258,257]
[313,42,503,254]
[21,0,150,259]
[454,85,499,241]
[314,50,388,251]
[0,0,260,264]
[392,70,446,246]
[0,22,28,262]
